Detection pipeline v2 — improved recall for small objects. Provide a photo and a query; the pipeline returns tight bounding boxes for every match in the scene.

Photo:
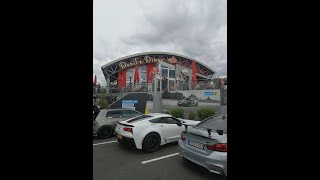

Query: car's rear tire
[142,133,161,153]
[97,126,112,139]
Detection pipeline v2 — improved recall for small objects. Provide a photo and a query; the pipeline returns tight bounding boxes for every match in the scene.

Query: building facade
[101,52,217,93]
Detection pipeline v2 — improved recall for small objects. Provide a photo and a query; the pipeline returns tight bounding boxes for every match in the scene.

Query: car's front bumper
[178,140,227,176]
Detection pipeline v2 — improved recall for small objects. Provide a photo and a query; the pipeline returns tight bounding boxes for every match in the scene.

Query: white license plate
[188,140,204,150]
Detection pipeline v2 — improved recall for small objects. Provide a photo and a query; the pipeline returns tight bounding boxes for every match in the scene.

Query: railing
[108,80,221,94]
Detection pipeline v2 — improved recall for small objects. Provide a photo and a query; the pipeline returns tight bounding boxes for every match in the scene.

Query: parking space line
[141,153,179,164]
[93,140,117,146]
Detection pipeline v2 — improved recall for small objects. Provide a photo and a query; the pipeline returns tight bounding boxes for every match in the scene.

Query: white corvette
[115,113,199,152]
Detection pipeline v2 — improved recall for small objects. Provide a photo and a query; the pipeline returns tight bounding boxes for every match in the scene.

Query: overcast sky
[93,0,227,86]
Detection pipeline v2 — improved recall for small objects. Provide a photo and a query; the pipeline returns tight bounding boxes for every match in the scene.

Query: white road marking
[93,140,117,146]
[141,153,179,164]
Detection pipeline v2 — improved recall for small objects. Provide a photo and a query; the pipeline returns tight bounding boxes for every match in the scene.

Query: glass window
[141,72,146,82]
[150,117,167,123]
[129,110,142,116]
[127,115,152,123]
[162,68,168,78]
[127,69,134,84]
[140,65,146,72]
[122,110,142,117]
[149,118,162,123]
[169,69,175,78]
[106,110,122,118]
[121,110,131,117]
[165,117,180,124]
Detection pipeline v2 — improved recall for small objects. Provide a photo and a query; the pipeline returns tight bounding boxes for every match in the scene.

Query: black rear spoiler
[183,125,224,136]
[182,123,195,132]
[117,121,134,127]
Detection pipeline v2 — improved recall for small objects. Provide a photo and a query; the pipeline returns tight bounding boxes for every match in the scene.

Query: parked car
[178,114,227,176]
[115,113,199,152]
[178,97,198,107]
[93,109,143,139]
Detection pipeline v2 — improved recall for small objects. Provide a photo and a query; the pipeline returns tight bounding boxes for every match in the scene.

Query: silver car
[93,109,143,139]
[178,115,227,176]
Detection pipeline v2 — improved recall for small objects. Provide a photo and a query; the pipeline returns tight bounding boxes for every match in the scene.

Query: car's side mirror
[177,121,182,126]
[217,130,223,135]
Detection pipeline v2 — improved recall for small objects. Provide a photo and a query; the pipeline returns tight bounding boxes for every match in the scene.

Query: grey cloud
[94,0,227,85]
[120,0,226,76]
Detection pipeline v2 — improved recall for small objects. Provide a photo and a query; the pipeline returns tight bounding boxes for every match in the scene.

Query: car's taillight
[123,127,133,133]
[180,133,185,141]
[206,143,227,152]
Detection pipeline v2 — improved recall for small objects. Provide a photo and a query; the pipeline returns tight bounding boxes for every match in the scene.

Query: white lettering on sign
[118,55,168,70]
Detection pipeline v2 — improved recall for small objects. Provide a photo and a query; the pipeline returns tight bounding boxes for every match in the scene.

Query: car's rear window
[106,110,122,118]
[195,115,227,134]
[127,115,152,123]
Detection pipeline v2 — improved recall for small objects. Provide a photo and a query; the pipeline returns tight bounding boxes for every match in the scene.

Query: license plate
[117,134,123,140]
[188,140,204,150]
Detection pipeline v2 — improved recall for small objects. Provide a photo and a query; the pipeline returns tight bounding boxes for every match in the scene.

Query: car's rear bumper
[178,140,227,176]
[117,134,137,148]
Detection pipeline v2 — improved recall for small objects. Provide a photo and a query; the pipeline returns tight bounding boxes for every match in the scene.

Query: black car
[178,98,198,107]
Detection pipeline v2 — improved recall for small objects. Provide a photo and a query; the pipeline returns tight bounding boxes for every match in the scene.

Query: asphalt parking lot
[93,135,227,180]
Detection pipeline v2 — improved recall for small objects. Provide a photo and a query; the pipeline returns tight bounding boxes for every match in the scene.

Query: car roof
[124,113,173,124]
[147,113,172,118]
[100,108,140,112]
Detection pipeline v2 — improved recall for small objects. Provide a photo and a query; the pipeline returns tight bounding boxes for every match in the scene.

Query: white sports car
[115,113,200,152]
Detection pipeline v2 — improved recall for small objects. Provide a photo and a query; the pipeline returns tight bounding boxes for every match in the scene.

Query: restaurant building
[101,52,217,93]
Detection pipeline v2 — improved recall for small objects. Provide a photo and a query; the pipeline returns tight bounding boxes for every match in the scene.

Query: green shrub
[170,108,184,118]
[197,108,215,120]
[188,112,195,120]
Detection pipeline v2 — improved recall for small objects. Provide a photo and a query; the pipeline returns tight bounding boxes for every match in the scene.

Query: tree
[96,92,108,109]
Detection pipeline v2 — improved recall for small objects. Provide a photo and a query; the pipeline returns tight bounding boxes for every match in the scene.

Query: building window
[140,65,146,82]
[141,65,146,72]
[126,66,147,85]
[162,68,168,78]
[126,70,134,85]
[169,69,175,78]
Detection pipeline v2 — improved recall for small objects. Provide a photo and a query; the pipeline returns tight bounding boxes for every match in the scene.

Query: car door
[161,117,184,142]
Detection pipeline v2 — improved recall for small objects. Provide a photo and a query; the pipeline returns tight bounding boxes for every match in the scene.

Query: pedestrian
[93,104,100,121]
